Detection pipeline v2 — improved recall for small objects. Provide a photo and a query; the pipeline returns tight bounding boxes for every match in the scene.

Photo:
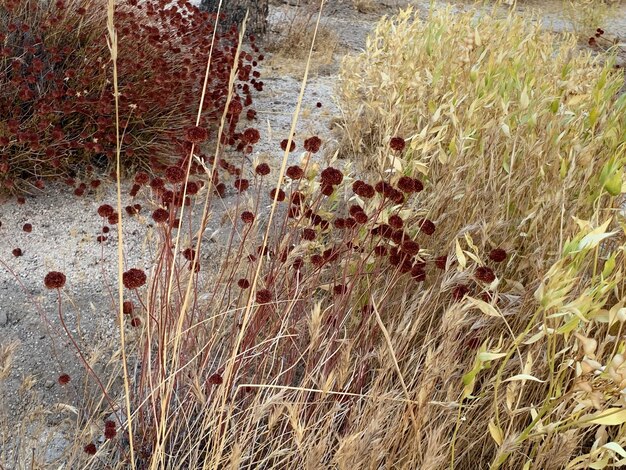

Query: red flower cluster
[122,268,147,290]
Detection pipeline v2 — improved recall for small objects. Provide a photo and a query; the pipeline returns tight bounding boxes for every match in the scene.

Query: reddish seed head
[104,426,116,440]
[411,266,426,282]
[489,248,507,263]
[23,223,32,233]
[354,212,368,224]
[475,266,496,284]
[16,197,25,205]
[44,271,66,289]
[134,172,149,185]
[83,443,97,455]
[255,289,272,303]
[184,126,209,143]
[208,373,223,385]
[242,128,260,145]
[108,213,119,225]
[286,165,304,180]
[152,208,169,223]
[302,228,316,240]
[97,204,114,218]
[270,188,286,202]
[102,226,110,234]
[397,176,415,193]
[389,136,406,152]
[234,179,249,192]
[165,166,186,184]
[353,180,375,198]
[320,167,343,186]
[451,284,469,301]
[58,373,71,385]
[316,102,322,108]
[389,215,403,229]
[280,139,296,152]
[122,268,147,290]
[122,301,134,315]
[130,317,141,327]
[418,219,436,235]
[237,278,250,289]
[183,248,196,261]
[434,255,447,270]
[255,163,270,176]
[303,136,322,153]
[321,184,334,196]
[241,211,255,224]
[402,240,420,256]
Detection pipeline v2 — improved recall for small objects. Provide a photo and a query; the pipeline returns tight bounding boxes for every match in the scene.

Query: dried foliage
[0,0,262,193]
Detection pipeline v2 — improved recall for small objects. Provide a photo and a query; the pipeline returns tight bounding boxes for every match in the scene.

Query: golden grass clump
[338,6,626,273]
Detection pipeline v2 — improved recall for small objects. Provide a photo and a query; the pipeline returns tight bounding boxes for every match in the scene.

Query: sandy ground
[1,0,625,467]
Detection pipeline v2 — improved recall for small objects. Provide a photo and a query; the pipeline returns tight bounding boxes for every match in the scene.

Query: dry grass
[563,0,621,38]
[266,2,339,73]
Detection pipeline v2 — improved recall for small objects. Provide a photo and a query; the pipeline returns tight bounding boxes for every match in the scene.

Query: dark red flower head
[418,219,436,235]
[208,373,223,385]
[255,163,270,176]
[152,208,169,223]
[165,166,186,184]
[320,167,343,186]
[270,188,286,202]
[104,425,116,440]
[303,136,322,153]
[123,268,147,290]
[353,180,375,198]
[390,136,406,152]
[242,128,261,145]
[45,271,66,289]
[22,223,32,233]
[58,373,71,385]
[184,126,209,143]
[286,165,304,180]
[234,178,250,192]
[134,172,149,185]
[280,139,296,152]
[83,443,97,455]
[451,284,469,301]
[97,204,114,218]
[256,289,272,303]
[241,211,255,223]
[237,278,250,289]
[489,248,507,263]
[123,301,134,315]
[434,255,447,270]
[397,176,416,193]
[475,266,496,284]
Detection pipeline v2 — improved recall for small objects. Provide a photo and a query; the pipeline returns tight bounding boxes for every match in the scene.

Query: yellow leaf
[455,239,466,269]
[585,408,626,426]
[503,374,545,383]
[488,419,503,446]
[466,297,501,317]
